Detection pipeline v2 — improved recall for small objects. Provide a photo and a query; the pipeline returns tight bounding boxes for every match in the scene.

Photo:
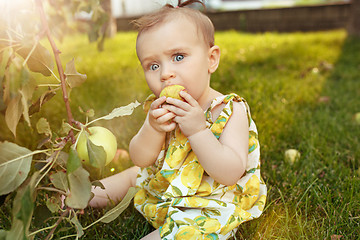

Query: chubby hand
[148,96,176,133]
[163,91,206,137]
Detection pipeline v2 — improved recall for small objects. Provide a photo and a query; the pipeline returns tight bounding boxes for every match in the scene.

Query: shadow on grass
[236,35,360,239]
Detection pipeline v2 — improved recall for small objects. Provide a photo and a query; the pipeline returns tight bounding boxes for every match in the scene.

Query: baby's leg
[141,229,161,240]
[89,166,139,208]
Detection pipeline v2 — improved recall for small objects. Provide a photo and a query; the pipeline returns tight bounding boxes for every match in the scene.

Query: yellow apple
[284,149,300,164]
[159,85,186,101]
[354,112,360,125]
[76,126,117,167]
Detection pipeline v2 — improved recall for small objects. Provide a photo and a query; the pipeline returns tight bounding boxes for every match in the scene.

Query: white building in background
[110,0,295,17]
[111,0,177,18]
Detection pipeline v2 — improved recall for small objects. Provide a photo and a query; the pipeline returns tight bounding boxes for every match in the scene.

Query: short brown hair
[133,0,215,48]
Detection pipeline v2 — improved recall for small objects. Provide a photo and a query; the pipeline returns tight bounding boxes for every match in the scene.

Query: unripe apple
[284,149,300,164]
[354,112,360,125]
[76,126,117,167]
[159,85,186,101]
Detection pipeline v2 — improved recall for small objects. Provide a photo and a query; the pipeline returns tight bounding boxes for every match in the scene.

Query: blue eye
[150,64,159,71]
[174,54,184,62]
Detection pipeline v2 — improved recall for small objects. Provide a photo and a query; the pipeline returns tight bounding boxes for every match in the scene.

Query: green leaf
[91,180,105,189]
[70,214,84,238]
[59,120,72,136]
[79,107,95,117]
[0,142,32,195]
[5,95,23,137]
[64,58,87,88]
[49,171,68,192]
[16,187,34,227]
[55,151,68,168]
[65,166,92,209]
[87,139,106,168]
[206,208,221,217]
[67,148,81,174]
[172,198,182,206]
[46,196,61,213]
[100,187,138,223]
[33,205,52,227]
[7,172,39,240]
[15,41,54,76]
[228,215,236,225]
[214,199,227,207]
[171,185,182,197]
[184,217,196,226]
[36,118,52,136]
[66,148,91,209]
[18,90,31,129]
[19,70,36,102]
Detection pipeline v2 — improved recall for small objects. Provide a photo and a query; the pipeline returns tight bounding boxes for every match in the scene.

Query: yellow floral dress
[134,93,267,239]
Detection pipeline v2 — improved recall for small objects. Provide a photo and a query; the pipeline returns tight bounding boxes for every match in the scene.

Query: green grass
[1,29,360,239]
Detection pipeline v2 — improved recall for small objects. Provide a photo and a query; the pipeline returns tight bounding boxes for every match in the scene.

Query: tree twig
[44,208,70,240]
[35,0,76,142]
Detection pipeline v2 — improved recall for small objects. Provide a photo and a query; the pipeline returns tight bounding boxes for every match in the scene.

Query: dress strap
[207,93,247,139]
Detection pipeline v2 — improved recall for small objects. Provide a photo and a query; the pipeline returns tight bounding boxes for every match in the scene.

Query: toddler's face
[136,17,213,101]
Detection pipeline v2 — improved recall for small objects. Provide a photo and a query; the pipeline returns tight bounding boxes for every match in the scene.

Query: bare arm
[188,102,249,186]
[164,92,249,186]
[129,97,176,167]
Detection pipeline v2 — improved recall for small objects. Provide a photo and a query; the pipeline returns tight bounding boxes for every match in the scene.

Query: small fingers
[165,98,191,111]
[179,91,198,107]
[150,108,169,119]
[161,121,177,132]
[150,96,167,110]
[155,111,176,133]
[156,112,175,124]
[162,104,187,116]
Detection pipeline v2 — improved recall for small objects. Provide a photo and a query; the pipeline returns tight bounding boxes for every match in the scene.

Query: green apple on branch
[76,126,117,168]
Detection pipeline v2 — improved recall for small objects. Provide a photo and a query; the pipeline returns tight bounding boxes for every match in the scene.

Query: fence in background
[116,2,351,32]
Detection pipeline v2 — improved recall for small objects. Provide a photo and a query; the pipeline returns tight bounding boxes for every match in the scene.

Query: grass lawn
[1,29,359,239]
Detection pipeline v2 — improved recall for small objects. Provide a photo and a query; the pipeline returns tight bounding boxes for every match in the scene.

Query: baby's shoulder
[210,102,225,122]
[209,94,247,123]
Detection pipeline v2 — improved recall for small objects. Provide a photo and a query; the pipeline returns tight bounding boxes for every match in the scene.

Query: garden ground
[0,29,359,239]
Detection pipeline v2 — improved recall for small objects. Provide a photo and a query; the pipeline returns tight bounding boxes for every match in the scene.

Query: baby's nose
[160,65,175,81]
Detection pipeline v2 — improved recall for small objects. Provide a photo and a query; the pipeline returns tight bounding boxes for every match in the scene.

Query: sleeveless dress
[134,93,267,239]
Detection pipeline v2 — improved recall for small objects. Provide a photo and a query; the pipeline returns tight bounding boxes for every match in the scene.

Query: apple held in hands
[76,126,117,168]
[160,85,186,101]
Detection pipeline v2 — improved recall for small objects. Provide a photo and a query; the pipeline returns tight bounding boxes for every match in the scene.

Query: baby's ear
[208,45,220,73]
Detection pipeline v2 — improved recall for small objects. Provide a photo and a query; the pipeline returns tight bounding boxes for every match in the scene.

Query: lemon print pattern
[249,131,258,153]
[134,93,267,239]
[180,160,203,189]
